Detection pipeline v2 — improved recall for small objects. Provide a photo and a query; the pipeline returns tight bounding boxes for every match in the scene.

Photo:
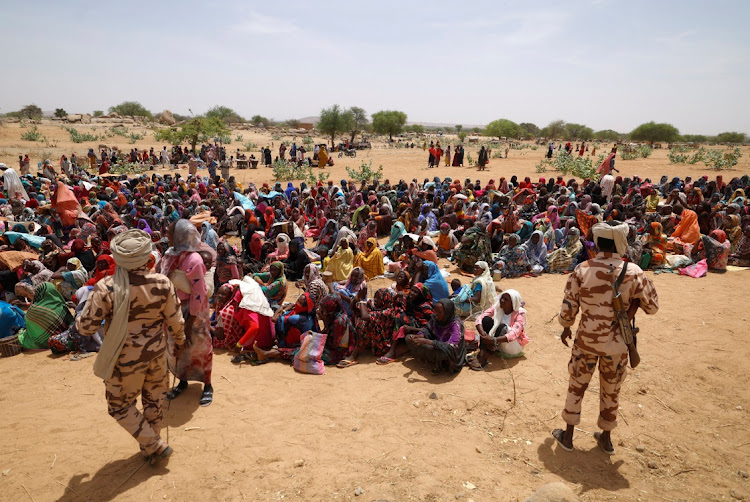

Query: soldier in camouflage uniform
[552,222,659,454]
[77,229,185,464]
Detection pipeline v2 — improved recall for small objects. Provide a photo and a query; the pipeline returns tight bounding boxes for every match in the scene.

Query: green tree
[371,110,408,141]
[154,116,229,152]
[457,131,468,142]
[519,122,540,138]
[541,119,566,139]
[18,104,43,120]
[108,101,152,118]
[484,118,522,140]
[715,131,747,144]
[681,134,707,143]
[93,110,104,117]
[54,108,67,118]
[629,121,680,144]
[286,118,301,128]
[565,123,594,140]
[407,124,425,134]
[455,125,463,132]
[347,106,369,143]
[250,115,271,126]
[205,105,244,124]
[317,104,352,146]
[594,129,621,142]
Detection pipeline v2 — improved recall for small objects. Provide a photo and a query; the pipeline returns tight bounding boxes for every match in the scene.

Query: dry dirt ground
[0,123,749,501]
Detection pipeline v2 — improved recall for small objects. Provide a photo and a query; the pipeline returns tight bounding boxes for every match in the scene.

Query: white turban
[93,229,153,381]
[592,222,629,256]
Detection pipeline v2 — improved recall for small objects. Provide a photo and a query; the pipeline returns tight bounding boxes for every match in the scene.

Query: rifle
[610,263,640,368]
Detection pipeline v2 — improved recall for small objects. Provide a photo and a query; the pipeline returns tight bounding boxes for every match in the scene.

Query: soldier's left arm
[631,271,659,315]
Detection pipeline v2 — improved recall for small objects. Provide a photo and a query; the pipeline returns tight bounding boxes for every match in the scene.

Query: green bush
[345,160,384,183]
[21,126,42,141]
[65,126,100,143]
[536,152,602,180]
[243,141,259,151]
[128,132,145,144]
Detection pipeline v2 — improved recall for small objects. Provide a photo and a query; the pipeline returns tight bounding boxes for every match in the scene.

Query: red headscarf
[86,255,116,286]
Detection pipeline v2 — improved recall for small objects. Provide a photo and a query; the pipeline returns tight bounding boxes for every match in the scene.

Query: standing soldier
[552,222,659,454]
[77,229,185,464]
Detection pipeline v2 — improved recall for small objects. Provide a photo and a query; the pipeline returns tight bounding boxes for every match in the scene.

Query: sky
[2,0,749,135]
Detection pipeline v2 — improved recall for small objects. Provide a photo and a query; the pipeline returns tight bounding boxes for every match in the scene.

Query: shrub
[345,160,384,183]
[243,141,259,151]
[65,126,100,143]
[535,152,602,180]
[21,126,42,141]
[128,132,145,144]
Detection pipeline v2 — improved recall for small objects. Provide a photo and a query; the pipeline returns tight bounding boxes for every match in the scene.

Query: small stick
[509,369,517,407]
[54,480,79,496]
[670,468,698,477]
[652,396,679,414]
[221,375,233,384]
[22,485,36,502]
[184,427,202,431]
[50,454,57,469]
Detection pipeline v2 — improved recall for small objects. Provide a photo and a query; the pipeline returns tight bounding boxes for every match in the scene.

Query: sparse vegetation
[108,101,152,118]
[535,152,603,180]
[20,126,42,142]
[65,126,101,143]
[346,159,384,183]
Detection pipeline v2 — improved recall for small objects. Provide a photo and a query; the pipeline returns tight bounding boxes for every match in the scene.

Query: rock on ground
[159,110,176,126]
[524,482,580,502]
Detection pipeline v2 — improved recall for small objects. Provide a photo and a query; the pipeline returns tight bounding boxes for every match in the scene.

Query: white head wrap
[489,288,523,338]
[93,229,153,381]
[592,222,629,256]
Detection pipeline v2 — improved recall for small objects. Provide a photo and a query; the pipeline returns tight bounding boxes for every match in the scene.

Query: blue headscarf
[422,260,450,302]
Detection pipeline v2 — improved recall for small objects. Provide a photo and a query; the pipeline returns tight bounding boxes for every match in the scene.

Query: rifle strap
[615,261,629,292]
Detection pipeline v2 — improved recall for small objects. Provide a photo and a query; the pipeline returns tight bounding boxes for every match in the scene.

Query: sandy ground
[1,122,750,501]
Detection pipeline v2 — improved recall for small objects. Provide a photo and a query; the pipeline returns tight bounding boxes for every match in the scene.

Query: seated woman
[412,258,450,302]
[47,285,102,355]
[313,220,338,256]
[51,257,89,301]
[493,234,529,278]
[283,240,311,281]
[453,223,492,273]
[213,280,276,363]
[16,283,75,350]
[0,300,25,339]
[728,226,750,267]
[215,241,240,290]
[453,261,496,317]
[521,230,548,275]
[435,223,458,258]
[547,228,583,273]
[339,288,404,367]
[403,298,465,374]
[253,292,317,361]
[316,294,355,365]
[304,209,327,238]
[324,237,354,281]
[377,283,434,364]
[333,266,367,316]
[699,230,731,271]
[641,222,668,268]
[266,233,290,262]
[353,237,384,280]
[252,261,287,308]
[391,269,411,294]
[469,289,528,369]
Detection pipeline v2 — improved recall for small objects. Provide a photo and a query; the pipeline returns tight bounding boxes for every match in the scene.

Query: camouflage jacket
[77,270,185,360]
[559,252,659,356]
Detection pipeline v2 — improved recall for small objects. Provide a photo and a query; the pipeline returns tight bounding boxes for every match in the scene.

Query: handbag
[293,331,327,375]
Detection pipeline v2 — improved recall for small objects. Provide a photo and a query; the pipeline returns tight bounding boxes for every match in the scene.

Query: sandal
[150,445,173,466]
[336,359,358,368]
[466,354,483,371]
[231,353,251,364]
[376,357,398,365]
[551,428,573,452]
[594,432,615,455]
[199,388,213,407]
[165,384,186,401]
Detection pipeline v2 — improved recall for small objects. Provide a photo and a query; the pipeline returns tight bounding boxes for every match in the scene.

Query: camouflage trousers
[562,345,628,432]
[106,353,169,456]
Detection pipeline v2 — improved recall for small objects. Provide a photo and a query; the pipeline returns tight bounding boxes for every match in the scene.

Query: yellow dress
[324,247,353,282]
[353,238,384,280]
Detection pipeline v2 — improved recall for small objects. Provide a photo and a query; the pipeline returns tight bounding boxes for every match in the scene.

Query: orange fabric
[671,209,700,245]
[51,182,81,226]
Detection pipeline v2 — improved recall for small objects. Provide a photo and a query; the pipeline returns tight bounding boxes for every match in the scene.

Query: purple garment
[429,319,462,345]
